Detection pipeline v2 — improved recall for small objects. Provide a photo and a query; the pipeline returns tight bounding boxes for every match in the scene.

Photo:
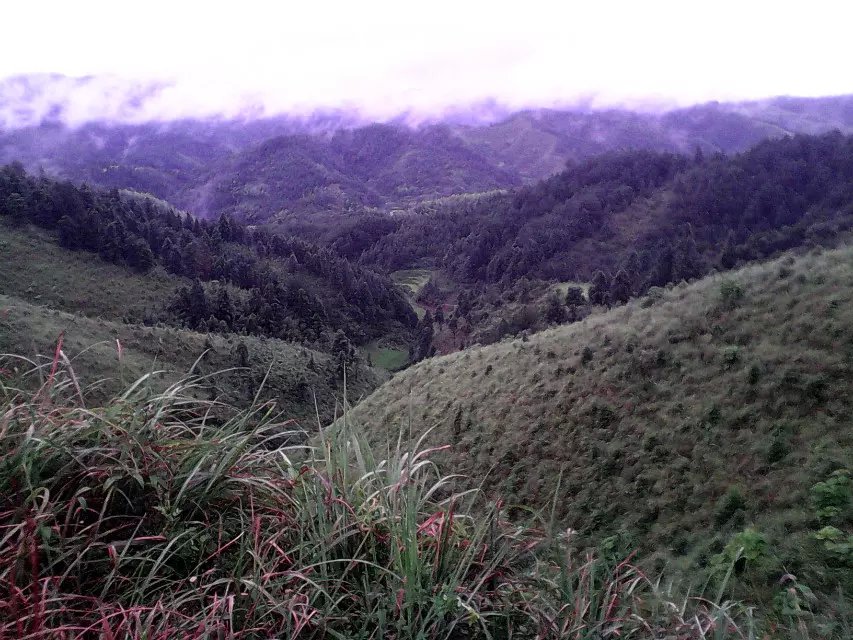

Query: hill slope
[0,220,181,323]
[0,220,385,424]
[363,133,853,284]
[455,96,853,182]
[0,291,380,425]
[347,245,853,609]
[188,124,522,220]
[0,165,417,347]
[351,132,853,355]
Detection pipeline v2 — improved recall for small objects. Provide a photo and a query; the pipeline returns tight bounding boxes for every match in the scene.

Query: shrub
[805,375,829,403]
[641,286,665,308]
[778,265,794,279]
[588,402,617,428]
[748,363,761,385]
[712,527,771,575]
[715,486,748,525]
[773,576,817,628]
[707,404,722,425]
[810,470,852,524]
[765,435,791,464]
[722,345,740,367]
[813,527,853,566]
[720,280,744,307]
[642,434,662,452]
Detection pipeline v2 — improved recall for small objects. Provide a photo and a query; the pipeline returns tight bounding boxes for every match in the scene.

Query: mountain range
[3,74,853,224]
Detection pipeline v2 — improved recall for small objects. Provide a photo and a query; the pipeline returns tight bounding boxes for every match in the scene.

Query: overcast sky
[2,0,852,122]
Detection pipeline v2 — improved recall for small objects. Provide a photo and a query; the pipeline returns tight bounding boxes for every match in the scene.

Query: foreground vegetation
[350,244,853,632]
[0,359,769,638]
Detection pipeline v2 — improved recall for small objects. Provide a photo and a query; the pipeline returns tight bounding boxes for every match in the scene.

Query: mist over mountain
[0,74,525,131]
[3,74,853,224]
[4,73,853,133]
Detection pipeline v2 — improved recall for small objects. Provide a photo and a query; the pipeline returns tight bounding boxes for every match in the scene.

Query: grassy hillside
[347,245,853,620]
[0,291,381,425]
[0,217,385,423]
[0,220,182,322]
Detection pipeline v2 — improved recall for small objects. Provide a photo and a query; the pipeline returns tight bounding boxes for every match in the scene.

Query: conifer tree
[610,269,632,304]
[544,293,566,324]
[589,270,610,306]
[565,286,586,307]
[188,279,208,326]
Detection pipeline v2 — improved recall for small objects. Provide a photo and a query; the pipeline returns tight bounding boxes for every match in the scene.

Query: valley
[1,80,852,638]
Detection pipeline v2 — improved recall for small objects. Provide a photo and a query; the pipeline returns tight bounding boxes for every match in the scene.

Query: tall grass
[1,348,752,638]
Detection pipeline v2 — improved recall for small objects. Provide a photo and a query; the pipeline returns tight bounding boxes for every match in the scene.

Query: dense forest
[0,163,417,351]
[362,133,853,284]
[345,133,853,353]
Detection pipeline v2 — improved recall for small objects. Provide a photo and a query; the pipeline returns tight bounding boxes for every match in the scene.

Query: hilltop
[346,244,853,616]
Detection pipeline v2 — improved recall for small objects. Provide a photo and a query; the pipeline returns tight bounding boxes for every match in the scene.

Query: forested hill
[364,132,853,284]
[353,132,853,355]
[194,124,522,221]
[6,131,852,363]
[0,163,417,348]
[455,95,853,181]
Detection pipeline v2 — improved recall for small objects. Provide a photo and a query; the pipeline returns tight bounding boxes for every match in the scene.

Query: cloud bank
[1,0,852,128]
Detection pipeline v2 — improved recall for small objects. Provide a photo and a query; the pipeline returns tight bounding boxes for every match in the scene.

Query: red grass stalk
[48,332,64,386]
[33,331,64,404]
[27,515,43,636]
[433,499,455,578]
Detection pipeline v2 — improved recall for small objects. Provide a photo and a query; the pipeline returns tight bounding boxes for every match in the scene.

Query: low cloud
[1,1,851,129]
[0,72,595,130]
